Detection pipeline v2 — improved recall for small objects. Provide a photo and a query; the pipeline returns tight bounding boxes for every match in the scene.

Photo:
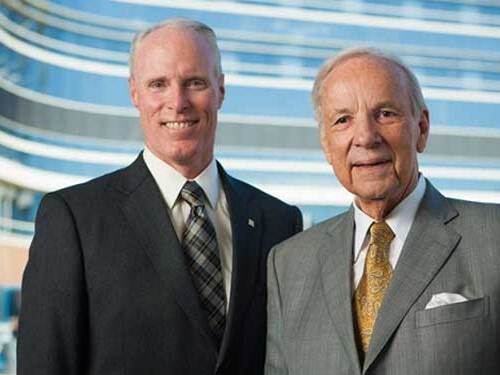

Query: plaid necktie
[181,181,226,347]
[353,221,395,356]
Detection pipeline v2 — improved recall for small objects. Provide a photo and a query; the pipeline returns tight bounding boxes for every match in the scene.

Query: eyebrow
[330,107,351,114]
[146,76,166,84]
[375,100,400,109]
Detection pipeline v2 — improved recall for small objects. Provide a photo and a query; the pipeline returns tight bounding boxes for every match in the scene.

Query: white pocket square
[425,293,468,310]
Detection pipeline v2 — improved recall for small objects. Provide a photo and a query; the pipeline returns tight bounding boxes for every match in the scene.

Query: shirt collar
[353,174,426,259]
[143,146,220,209]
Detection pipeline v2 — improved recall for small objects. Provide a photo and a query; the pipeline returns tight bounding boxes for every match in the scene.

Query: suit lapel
[115,155,217,357]
[320,208,362,374]
[363,181,461,372]
[215,164,263,369]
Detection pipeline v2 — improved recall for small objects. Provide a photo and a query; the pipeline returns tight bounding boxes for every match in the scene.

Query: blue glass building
[1,0,500,370]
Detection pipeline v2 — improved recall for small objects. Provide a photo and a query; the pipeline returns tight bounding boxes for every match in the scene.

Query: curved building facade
[1,0,500,371]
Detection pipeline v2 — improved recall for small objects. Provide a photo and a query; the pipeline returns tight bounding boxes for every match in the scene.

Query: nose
[353,113,382,148]
[167,84,189,113]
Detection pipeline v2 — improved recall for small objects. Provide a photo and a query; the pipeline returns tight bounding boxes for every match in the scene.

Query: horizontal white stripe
[253,184,500,205]
[5,0,132,42]
[4,72,500,134]
[0,231,31,249]
[114,0,500,39]
[0,27,128,77]
[1,118,499,181]
[0,12,128,62]
[17,0,500,65]
[423,165,500,181]
[444,189,500,203]
[269,0,500,26]
[0,156,88,192]
[424,87,500,104]
[0,129,134,165]
[26,0,147,30]
[3,125,500,182]
[225,73,312,90]
[2,155,500,205]
[221,158,500,181]
[220,113,315,127]
[0,75,137,116]
[0,217,34,232]
[4,29,500,104]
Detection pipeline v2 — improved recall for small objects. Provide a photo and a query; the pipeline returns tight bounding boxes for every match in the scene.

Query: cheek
[328,141,351,180]
[138,93,163,114]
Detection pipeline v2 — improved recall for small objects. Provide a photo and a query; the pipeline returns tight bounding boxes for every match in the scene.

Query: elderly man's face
[319,56,429,217]
[129,27,224,178]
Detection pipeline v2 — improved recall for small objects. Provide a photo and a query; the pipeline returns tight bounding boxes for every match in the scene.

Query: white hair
[129,18,222,77]
[312,47,427,124]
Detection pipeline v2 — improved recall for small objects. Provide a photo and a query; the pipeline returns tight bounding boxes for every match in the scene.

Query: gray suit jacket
[266,180,500,375]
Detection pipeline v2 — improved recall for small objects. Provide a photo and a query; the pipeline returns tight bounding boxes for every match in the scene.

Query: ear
[416,109,430,153]
[129,76,139,109]
[217,74,225,109]
[320,123,333,165]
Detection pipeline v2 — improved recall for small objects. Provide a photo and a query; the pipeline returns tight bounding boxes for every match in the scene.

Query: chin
[355,185,393,201]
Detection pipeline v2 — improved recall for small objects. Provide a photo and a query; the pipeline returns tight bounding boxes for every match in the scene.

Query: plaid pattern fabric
[181,181,226,347]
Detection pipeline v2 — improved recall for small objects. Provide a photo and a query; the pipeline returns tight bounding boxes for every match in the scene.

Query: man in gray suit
[265,47,500,375]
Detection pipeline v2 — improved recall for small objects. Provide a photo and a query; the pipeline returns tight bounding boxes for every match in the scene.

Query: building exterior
[1,0,500,371]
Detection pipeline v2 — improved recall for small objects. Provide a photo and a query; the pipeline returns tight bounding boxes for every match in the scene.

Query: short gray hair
[129,18,222,77]
[311,47,427,124]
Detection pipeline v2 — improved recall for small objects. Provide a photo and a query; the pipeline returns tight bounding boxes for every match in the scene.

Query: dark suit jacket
[266,180,500,375]
[18,154,302,375]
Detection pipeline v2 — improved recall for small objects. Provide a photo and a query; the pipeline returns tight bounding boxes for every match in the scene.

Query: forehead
[321,56,410,107]
[133,27,215,76]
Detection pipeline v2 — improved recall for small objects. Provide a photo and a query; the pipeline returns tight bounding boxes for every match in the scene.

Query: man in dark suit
[18,18,302,375]
[266,47,500,374]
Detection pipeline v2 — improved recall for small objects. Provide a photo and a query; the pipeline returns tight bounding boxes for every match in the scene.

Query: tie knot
[369,221,394,246]
[181,181,205,208]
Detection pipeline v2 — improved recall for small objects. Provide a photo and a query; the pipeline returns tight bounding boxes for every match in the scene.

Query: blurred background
[1,0,500,372]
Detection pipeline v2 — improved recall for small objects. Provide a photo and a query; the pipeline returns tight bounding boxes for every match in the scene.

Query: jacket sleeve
[18,192,88,375]
[265,245,289,375]
[292,206,303,234]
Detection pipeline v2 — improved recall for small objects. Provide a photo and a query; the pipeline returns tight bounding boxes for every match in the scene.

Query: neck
[356,172,420,221]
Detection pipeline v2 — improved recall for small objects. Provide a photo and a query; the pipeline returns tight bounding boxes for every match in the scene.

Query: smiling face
[129,26,225,178]
[319,56,429,219]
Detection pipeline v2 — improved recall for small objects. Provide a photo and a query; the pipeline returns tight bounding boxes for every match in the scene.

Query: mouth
[353,159,391,168]
[160,120,197,129]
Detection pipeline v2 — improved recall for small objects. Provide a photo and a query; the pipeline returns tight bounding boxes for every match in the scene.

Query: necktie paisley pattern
[353,221,395,355]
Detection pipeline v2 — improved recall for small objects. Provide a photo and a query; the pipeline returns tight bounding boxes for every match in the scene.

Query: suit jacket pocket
[416,296,489,328]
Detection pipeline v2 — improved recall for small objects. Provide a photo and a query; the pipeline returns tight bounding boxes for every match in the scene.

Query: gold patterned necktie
[353,221,395,355]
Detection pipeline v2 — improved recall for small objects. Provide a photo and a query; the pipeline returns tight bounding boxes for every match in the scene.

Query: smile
[160,121,196,129]
[353,160,391,168]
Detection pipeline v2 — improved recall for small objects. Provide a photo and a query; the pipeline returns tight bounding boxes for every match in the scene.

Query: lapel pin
[248,218,255,228]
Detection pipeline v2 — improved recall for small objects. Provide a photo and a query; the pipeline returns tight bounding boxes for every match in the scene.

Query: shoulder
[446,197,500,230]
[41,155,145,213]
[270,211,348,265]
[449,198,500,216]
[226,174,288,205]
[222,170,301,215]
[50,167,125,204]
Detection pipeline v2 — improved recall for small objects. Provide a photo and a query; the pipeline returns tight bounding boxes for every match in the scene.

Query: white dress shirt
[143,147,233,308]
[353,175,426,289]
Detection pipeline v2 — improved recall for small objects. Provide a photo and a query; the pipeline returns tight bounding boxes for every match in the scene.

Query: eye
[149,80,165,89]
[333,115,350,126]
[380,110,394,117]
[186,78,208,90]
[377,109,398,123]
